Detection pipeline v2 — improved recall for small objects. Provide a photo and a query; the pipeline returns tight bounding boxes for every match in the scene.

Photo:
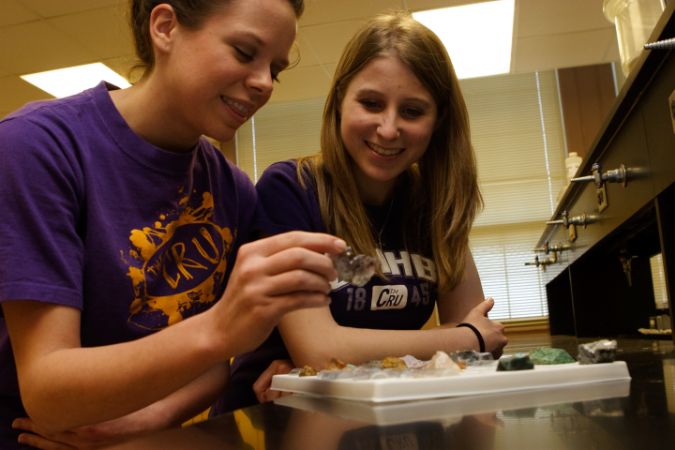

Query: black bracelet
[456,322,485,353]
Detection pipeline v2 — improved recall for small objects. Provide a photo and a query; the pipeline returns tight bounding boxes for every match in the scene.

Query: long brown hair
[299,11,481,292]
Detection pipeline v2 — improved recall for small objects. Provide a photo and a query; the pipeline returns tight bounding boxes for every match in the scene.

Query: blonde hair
[298,11,481,292]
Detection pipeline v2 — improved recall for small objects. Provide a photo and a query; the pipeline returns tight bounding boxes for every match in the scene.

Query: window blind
[650,253,670,310]
[461,71,565,320]
[236,97,325,182]
[235,70,567,321]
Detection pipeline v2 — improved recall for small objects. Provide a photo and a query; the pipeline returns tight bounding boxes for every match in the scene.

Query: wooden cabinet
[535,4,675,341]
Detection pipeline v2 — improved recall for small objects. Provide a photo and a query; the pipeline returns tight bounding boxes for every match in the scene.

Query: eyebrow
[355,88,433,107]
[239,31,290,69]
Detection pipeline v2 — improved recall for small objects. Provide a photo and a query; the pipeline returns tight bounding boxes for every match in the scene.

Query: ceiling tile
[47,6,134,60]
[514,28,620,73]
[0,0,41,27]
[20,0,122,17]
[101,55,139,82]
[0,74,51,117]
[517,0,611,37]
[270,64,337,104]
[301,0,403,25]
[299,20,367,67]
[404,0,487,12]
[0,21,94,75]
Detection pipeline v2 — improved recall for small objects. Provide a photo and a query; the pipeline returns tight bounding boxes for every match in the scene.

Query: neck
[356,178,395,206]
[370,197,395,248]
[109,78,198,153]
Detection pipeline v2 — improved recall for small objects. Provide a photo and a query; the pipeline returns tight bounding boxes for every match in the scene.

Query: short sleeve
[0,116,84,308]
[255,160,325,235]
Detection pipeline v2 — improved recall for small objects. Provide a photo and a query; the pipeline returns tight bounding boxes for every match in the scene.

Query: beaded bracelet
[456,322,486,353]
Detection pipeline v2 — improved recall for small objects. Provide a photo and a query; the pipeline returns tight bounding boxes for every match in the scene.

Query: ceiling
[0,0,619,118]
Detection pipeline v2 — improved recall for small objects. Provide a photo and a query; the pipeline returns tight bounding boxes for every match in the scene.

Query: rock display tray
[270,360,630,403]
[274,378,630,425]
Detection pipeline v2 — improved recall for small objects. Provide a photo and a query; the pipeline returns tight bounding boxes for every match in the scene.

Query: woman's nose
[376,114,400,140]
[246,68,274,97]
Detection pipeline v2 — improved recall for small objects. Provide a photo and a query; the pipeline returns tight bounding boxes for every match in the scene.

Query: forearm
[281,323,479,368]
[14,310,225,432]
[150,361,230,428]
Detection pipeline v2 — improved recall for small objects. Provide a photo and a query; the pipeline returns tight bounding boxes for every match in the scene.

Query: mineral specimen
[497,353,534,371]
[331,246,378,286]
[450,350,494,367]
[528,347,576,365]
[298,365,317,377]
[381,356,407,369]
[424,351,462,372]
[577,339,617,364]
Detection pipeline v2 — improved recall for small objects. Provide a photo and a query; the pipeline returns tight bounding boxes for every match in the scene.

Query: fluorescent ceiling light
[413,0,515,79]
[20,62,131,98]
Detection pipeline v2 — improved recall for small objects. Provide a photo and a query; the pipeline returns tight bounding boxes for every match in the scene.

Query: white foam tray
[274,378,630,425]
[270,361,630,403]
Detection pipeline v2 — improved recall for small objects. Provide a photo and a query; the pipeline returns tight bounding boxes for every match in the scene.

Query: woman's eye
[235,47,254,61]
[402,107,424,119]
[359,99,381,110]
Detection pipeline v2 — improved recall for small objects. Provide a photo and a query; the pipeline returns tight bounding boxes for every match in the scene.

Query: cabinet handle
[534,241,571,254]
[546,210,597,228]
[571,163,629,187]
[525,253,558,269]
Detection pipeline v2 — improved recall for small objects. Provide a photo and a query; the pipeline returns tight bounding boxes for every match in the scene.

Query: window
[463,71,566,320]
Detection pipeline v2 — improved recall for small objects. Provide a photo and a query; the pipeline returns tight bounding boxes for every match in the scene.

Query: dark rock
[497,353,534,371]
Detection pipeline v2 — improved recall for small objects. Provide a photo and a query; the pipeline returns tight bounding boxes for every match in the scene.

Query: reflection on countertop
[97,336,674,450]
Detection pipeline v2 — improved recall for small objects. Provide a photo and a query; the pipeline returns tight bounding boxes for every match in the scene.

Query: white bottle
[565,152,583,182]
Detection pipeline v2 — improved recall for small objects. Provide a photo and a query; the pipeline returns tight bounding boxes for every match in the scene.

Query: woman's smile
[366,141,405,157]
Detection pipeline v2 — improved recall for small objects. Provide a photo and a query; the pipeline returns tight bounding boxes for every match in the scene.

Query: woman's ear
[148,3,178,55]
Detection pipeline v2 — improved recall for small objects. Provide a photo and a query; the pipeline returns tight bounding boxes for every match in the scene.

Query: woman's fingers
[12,420,79,450]
[17,433,76,450]
[263,246,338,280]
[261,270,332,297]
[248,231,346,257]
[459,298,508,356]
[212,232,347,354]
[253,360,294,403]
[471,298,494,316]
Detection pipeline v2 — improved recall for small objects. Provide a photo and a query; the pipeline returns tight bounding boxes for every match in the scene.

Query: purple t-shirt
[221,160,437,411]
[0,82,257,442]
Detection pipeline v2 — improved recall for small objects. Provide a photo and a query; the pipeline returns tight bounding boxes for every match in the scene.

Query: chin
[365,166,403,181]
[206,128,236,145]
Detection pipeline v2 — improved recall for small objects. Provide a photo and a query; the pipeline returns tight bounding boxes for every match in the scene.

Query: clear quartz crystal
[331,246,378,286]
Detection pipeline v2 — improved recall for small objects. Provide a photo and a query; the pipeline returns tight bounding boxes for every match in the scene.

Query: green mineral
[497,353,534,371]
[528,347,576,365]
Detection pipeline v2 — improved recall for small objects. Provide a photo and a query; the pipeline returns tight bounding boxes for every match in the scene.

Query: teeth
[222,97,250,117]
[368,142,403,156]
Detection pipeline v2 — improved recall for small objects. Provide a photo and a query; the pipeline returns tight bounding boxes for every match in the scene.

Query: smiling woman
[0,1,357,449]
[221,10,507,412]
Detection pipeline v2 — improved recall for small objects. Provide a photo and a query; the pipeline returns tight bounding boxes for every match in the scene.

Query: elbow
[20,385,79,433]
[21,398,64,434]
